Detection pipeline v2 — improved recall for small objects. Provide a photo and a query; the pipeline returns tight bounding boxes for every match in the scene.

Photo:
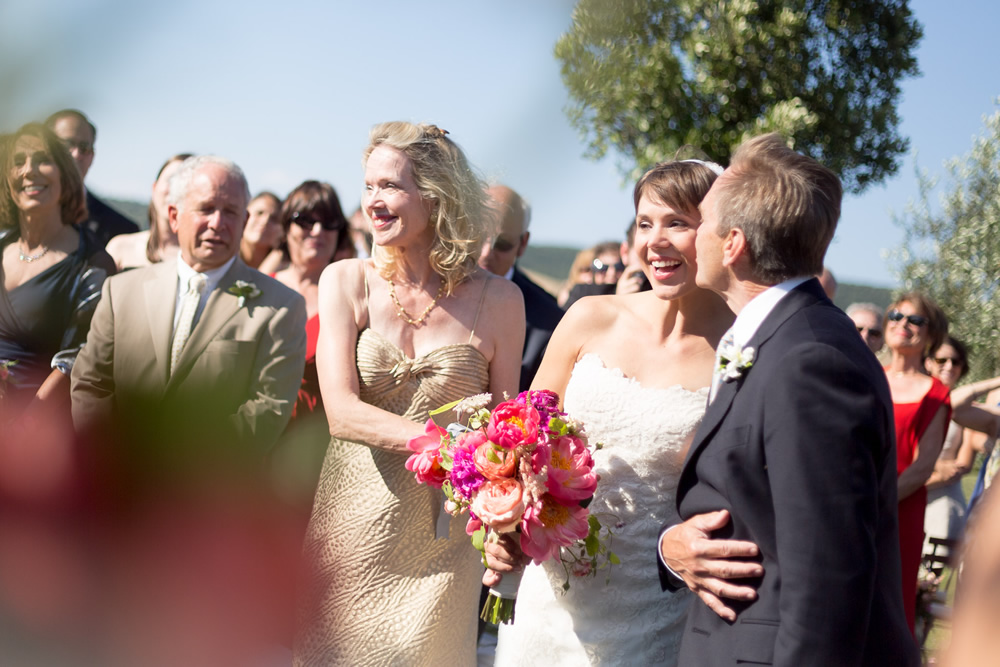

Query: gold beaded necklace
[388,278,445,327]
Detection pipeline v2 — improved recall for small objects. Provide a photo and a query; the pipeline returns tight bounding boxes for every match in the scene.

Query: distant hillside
[522,244,894,308]
[102,196,147,230]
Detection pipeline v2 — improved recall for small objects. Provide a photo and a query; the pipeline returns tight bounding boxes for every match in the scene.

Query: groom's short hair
[714,134,841,285]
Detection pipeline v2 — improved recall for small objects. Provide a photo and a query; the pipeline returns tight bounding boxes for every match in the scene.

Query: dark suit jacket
[666,279,918,666]
[511,267,563,392]
[82,190,139,247]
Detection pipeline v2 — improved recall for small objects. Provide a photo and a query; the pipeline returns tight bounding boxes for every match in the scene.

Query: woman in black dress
[0,122,115,423]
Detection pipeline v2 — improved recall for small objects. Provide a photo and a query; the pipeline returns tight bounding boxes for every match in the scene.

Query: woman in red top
[270,181,354,507]
[883,291,950,633]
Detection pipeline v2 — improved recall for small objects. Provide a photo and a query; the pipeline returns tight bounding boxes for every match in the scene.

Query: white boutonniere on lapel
[718,340,755,382]
[227,280,261,309]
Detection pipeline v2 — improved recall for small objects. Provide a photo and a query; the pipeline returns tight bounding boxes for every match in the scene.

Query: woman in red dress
[270,181,354,508]
[883,291,950,633]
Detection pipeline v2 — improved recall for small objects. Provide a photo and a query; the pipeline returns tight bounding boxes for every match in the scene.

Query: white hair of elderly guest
[166,155,251,209]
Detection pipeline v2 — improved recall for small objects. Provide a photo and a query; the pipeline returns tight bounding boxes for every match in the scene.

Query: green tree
[555,0,922,193]
[893,103,1000,380]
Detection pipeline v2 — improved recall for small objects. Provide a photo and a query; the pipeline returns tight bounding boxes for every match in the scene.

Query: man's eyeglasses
[886,310,928,328]
[290,212,345,232]
[592,258,625,274]
[60,139,94,155]
[491,237,517,253]
[856,326,883,337]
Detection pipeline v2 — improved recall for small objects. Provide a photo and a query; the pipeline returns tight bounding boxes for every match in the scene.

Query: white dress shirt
[172,253,237,335]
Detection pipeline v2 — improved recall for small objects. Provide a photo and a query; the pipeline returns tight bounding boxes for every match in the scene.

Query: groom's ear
[721,227,747,268]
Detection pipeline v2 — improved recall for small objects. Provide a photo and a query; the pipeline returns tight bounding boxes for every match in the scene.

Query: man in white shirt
[658,134,917,666]
[71,155,306,457]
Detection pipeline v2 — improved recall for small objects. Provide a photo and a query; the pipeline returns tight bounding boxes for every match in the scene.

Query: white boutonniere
[718,341,755,382]
[227,280,261,308]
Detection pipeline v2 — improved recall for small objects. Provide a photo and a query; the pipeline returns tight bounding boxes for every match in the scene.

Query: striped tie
[170,274,207,374]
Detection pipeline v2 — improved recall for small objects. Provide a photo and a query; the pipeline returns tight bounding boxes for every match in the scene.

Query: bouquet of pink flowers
[405,389,617,624]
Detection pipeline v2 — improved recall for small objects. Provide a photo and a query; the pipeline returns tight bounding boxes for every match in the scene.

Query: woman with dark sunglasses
[883,291,950,634]
[269,181,354,507]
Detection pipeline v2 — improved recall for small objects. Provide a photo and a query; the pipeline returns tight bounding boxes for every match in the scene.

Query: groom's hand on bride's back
[659,509,763,622]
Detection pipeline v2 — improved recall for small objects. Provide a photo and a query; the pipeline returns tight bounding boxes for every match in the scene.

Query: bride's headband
[681,159,724,176]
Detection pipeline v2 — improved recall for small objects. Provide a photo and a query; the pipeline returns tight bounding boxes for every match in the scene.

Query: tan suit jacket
[71,257,307,456]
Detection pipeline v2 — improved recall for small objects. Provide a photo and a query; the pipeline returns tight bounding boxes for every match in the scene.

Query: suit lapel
[166,259,247,388]
[680,279,827,471]
[145,260,180,385]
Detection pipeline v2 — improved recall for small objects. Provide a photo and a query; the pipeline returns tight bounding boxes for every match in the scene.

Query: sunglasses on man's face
[491,236,518,253]
[887,310,928,327]
[290,212,344,232]
[592,258,625,274]
[856,326,883,337]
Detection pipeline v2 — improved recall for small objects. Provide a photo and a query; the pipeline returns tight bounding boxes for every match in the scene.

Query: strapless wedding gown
[294,328,489,666]
[495,354,707,666]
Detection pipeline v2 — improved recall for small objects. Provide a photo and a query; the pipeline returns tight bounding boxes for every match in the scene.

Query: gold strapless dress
[295,329,490,666]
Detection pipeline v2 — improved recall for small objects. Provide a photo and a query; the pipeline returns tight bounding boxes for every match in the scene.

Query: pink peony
[534,434,598,505]
[465,513,483,536]
[520,493,590,564]
[487,400,540,450]
[404,419,448,488]
[471,479,525,533]
[473,441,517,481]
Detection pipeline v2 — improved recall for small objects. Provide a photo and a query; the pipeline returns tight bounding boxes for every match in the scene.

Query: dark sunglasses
[931,357,962,367]
[491,237,517,253]
[887,310,928,327]
[856,326,883,337]
[290,212,344,232]
[592,258,625,274]
[60,138,94,154]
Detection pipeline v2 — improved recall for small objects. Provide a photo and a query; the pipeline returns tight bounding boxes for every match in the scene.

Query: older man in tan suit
[71,155,306,460]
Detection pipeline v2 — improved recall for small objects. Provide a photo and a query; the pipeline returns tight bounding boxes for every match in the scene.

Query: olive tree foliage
[554,0,922,193]
[893,104,1000,380]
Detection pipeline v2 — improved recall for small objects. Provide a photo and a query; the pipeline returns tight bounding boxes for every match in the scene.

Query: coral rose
[471,479,525,533]
[486,400,540,450]
[473,441,517,481]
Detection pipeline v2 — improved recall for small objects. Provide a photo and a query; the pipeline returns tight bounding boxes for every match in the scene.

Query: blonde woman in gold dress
[294,122,524,666]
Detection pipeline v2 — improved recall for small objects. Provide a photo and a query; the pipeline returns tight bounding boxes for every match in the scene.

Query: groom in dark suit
[658,135,918,665]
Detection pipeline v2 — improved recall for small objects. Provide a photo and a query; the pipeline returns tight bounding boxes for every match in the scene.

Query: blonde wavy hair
[363,121,488,295]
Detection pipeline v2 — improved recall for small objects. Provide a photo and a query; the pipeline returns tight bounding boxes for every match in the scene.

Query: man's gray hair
[167,155,251,209]
[846,302,884,319]
[521,197,532,234]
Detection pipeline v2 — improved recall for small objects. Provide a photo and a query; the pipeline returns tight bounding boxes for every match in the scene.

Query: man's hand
[615,264,647,296]
[660,510,763,622]
[482,533,525,587]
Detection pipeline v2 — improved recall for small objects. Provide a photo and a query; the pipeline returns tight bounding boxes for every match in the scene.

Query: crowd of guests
[1,108,999,665]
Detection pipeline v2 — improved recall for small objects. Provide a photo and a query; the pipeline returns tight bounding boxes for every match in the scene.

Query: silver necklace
[18,240,50,263]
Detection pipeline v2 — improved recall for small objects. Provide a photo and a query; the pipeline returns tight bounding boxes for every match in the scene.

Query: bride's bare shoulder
[561,293,632,331]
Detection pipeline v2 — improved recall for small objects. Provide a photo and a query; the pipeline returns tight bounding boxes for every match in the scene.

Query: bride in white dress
[491,159,733,666]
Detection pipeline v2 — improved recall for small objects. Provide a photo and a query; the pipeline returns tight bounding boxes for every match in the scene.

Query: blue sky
[2,0,997,287]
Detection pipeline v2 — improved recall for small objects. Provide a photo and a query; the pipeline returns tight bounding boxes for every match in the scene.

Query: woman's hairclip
[681,159,724,176]
[426,125,450,140]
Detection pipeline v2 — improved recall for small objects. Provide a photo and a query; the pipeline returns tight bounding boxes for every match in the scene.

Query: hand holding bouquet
[405,389,617,624]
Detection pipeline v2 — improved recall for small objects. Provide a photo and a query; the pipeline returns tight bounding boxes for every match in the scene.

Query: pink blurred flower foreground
[405,390,616,624]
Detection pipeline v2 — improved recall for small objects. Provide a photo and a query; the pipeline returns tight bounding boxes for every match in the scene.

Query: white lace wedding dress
[494,354,707,666]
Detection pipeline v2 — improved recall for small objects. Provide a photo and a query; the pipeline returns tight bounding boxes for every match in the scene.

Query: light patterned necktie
[708,328,736,404]
[170,274,207,374]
